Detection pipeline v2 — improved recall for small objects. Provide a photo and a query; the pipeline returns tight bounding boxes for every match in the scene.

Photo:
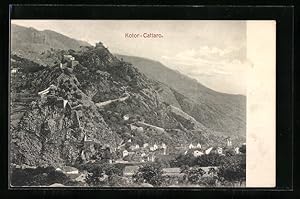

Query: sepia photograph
[9,20,256,188]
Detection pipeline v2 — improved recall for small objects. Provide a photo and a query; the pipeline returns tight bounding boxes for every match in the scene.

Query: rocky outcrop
[11,63,120,167]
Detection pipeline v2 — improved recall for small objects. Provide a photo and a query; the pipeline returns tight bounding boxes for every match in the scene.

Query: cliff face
[11,60,119,167]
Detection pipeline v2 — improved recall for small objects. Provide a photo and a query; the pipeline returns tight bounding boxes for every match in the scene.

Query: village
[11,53,246,187]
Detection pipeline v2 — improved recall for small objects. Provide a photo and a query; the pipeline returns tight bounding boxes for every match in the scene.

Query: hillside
[11,24,91,66]
[10,25,246,168]
[10,42,231,168]
[116,54,246,138]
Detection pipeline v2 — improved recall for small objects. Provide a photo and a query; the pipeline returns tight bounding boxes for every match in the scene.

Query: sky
[12,20,249,95]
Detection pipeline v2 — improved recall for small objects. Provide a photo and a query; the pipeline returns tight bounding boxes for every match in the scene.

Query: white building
[123,150,129,157]
[123,150,129,158]
[63,55,75,61]
[63,100,68,109]
[196,143,202,148]
[226,137,232,147]
[123,114,130,121]
[161,143,167,155]
[149,146,155,151]
[193,150,204,157]
[143,143,149,148]
[11,69,18,74]
[234,147,240,154]
[217,147,223,155]
[189,143,195,149]
[205,147,213,155]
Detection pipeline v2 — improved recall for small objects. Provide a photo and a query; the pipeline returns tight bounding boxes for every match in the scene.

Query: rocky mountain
[11,41,231,168]
[116,55,246,138]
[11,24,91,66]
[10,25,246,168]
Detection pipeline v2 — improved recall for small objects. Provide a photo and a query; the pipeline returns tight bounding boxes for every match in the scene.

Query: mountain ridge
[115,54,246,136]
[11,24,91,66]
[116,54,245,97]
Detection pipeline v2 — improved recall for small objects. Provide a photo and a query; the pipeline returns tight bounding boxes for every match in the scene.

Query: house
[148,153,155,162]
[226,137,232,147]
[161,143,167,155]
[193,150,204,157]
[63,99,68,109]
[189,143,196,149]
[123,150,129,157]
[196,143,202,149]
[129,144,139,151]
[71,60,79,67]
[11,68,18,74]
[143,143,149,148]
[205,147,214,155]
[234,147,240,154]
[136,126,144,133]
[217,147,223,155]
[63,55,75,62]
[123,114,130,121]
[130,124,144,133]
[123,151,135,161]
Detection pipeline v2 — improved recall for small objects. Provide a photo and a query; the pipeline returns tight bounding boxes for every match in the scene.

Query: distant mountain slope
[116,54,246,137]
[11,24,91,66]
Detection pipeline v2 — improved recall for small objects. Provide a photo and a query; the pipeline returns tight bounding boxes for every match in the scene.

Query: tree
[194,154,223,167]
[171,153,195,167]
[217,155,246,185]
[239,145,246,154]
[181,167,205,185]
[84,163,123,186]
[132,163,163,186]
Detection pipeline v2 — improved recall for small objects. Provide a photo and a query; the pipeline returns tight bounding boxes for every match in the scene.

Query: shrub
[155,157,171,168]
[218,154,246,184]
[81,163,123,186]
[171,153,195,167]
[194,154,223,167]
[239,145,246,154]
[181,167,205,185]
[132,163,163,186]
